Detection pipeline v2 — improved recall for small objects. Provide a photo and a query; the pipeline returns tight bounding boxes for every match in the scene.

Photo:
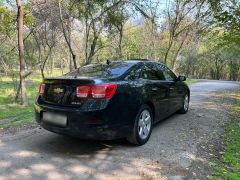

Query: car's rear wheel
[179,93,189,114]
[127,104,153,145]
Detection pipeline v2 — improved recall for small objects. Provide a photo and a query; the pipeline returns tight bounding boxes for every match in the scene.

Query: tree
[16,0,28,106]
[208,0,240,46]
[82,0,125,64]
[163,0,205,67]
[105,4,129,58]
[0,2,16,75]
[58,0,77,71]
[29,0,62,78]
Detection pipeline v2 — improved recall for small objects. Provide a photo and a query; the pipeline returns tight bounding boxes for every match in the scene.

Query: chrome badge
[53,88,64,94]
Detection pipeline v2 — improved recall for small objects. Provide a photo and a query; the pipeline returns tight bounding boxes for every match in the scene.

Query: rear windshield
[65,62,134,78]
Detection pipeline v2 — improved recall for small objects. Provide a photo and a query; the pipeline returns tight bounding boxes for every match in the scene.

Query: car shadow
[26,131,134,157]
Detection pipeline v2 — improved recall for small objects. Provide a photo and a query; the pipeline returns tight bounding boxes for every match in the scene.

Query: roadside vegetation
[0,71,61,128]
[0,82,35,128]
[210,91,240,179]
[185,79,201,85]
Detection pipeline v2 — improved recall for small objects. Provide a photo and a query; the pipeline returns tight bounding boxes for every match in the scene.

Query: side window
[125,67,141,80]
[140,64,164,80]
[156,64,176,81]
[154,65,165,80]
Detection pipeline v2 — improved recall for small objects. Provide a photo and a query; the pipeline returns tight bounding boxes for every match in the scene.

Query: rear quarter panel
[106,81,145,126]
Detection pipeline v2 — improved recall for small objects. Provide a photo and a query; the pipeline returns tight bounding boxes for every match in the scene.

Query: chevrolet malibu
[35,60,190,145]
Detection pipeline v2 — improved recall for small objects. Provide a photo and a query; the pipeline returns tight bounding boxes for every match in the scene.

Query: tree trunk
[86,35,98,64]
[86,20,100,65]
[229,60,233,80]
[164,39,173,65]
[40,47,52,78]
[118,25,123,58]
[171,31,190,69]
[16,0,28,106]
[85,19,90,64]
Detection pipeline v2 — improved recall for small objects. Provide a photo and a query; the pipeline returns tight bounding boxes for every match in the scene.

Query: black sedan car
[35,60,190,145]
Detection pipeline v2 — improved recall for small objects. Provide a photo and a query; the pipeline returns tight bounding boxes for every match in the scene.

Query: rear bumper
[38,122,131,140]
[34,102,133,140]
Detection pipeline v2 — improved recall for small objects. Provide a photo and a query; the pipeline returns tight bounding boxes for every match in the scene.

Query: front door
[140,63,169,121]
[156,64,181,114]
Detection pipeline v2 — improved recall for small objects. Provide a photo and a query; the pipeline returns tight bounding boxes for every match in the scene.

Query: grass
[210,91,240,180]
[0,70,64,128]
[186,78,200,85]
[0,78,38,128]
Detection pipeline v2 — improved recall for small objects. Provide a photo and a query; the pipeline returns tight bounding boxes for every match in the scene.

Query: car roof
[123,59,166,66]
[88,59,166,68]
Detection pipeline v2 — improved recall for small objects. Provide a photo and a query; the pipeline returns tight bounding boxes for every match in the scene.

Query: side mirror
[178,75,186,81]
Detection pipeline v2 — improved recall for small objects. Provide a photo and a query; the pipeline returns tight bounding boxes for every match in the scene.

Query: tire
[179,93,189,114]
[127,104,153,145]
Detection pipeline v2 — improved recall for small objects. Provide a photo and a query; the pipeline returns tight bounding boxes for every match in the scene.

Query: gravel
[0,80,239,180]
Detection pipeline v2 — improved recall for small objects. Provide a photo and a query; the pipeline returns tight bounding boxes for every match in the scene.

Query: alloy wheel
[184,94,189,111]
[138,110,152,140]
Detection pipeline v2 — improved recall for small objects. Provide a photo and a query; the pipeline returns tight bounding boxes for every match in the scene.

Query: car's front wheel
[179,93,189,114]
[127,105,153,145]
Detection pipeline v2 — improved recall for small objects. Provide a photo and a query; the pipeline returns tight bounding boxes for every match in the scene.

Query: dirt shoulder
[186,90,240,179]
[0,123,39,135]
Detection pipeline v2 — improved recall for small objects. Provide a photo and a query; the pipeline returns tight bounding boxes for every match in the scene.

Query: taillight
[76,86,91,98]
[76,84,117,99]
[39,83,45,95]
[92,84,117,99]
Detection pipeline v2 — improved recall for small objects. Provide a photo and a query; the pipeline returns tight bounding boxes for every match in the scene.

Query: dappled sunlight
[188,153,207,163]
[31,163,56,171]
[0,161,11,168]
[46,171,65,180]
[67,165,92,174]
[0,141,4,147]
[0,136,168,179]
[15,168,31,176]
[11,150,39,158]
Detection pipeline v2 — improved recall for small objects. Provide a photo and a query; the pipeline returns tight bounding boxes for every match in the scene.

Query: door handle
[151,88,158,91]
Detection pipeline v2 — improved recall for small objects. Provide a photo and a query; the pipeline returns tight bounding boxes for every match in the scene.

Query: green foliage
[0,4,15,36]
[176,28,240,80]
[185,79,200,85]
[24,2,33,26]
[208,0,240,47]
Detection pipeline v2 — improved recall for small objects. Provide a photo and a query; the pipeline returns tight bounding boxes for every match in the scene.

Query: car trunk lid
[41,77,96,107]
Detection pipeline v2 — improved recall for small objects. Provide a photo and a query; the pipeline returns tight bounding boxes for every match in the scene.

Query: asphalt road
[0,80,239,180]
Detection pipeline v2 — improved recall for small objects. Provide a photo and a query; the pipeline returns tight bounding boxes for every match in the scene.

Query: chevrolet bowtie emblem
[53,88,64,93]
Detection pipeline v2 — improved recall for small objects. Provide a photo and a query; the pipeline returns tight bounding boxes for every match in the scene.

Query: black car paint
[35,61,190,140]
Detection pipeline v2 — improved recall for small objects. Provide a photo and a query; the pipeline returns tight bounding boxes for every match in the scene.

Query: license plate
[42,112,67,127]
